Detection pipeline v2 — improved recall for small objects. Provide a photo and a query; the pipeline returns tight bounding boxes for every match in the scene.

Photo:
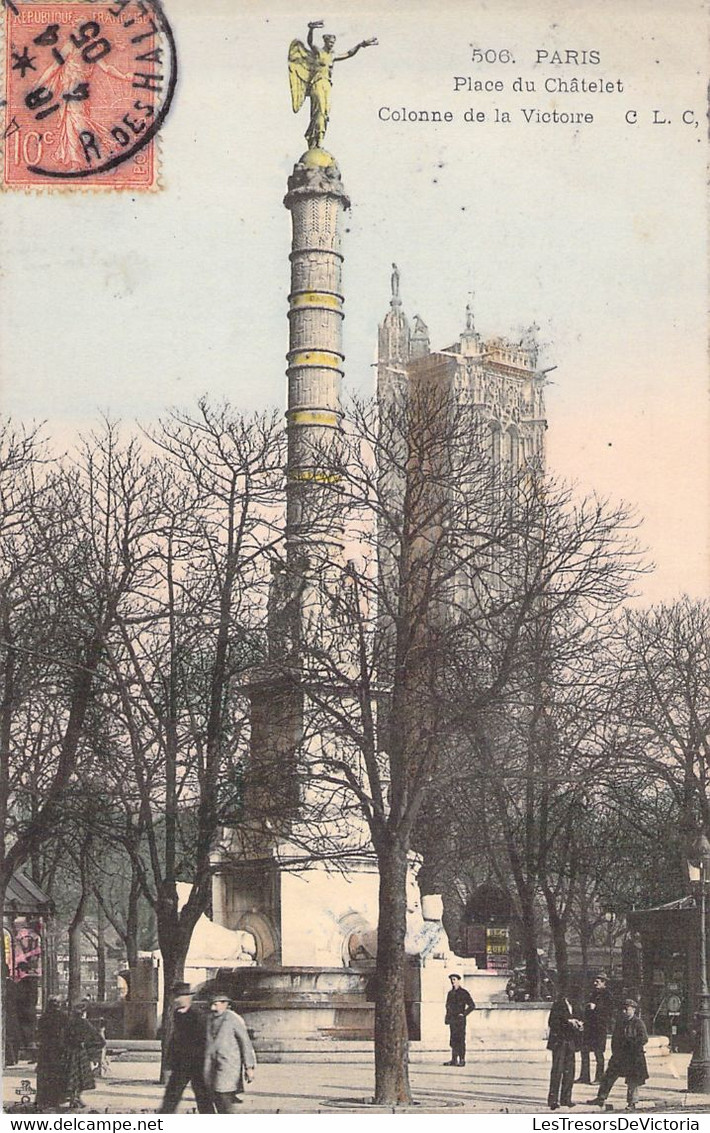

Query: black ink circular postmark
[3,0,177,186]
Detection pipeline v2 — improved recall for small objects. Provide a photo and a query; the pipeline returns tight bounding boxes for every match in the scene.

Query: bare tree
[0,420,162,901]
[565,781,684,983]
[91,401,285,1065]
[421,479,647,996]
[33,776,151,1001]
[613,597,710,845]
[252,379,647,1101]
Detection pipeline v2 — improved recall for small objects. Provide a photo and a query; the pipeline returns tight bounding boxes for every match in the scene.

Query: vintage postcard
[0,0,708,1121]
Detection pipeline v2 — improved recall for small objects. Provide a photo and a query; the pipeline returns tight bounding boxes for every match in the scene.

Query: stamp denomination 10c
[2,0,176,189]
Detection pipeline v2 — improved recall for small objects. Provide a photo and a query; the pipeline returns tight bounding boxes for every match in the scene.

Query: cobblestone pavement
[4,1053,709,1115]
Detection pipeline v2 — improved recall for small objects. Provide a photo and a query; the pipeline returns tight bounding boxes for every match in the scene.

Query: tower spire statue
[465,293,476,333]
[288,21,377,156]
[390,263,402,308]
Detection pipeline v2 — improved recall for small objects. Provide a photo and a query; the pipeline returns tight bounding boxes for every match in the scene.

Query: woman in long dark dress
[35,997,67,1110]
[63,1003,103,1110]
[3,964,20,1067]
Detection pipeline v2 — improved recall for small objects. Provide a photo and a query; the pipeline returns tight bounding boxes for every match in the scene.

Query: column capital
[285,159,350,211]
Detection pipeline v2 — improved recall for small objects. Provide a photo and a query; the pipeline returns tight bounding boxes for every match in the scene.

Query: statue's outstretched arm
[334,38,378,62]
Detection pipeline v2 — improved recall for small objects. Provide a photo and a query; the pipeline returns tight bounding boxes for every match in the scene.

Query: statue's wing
[288,39,313,113]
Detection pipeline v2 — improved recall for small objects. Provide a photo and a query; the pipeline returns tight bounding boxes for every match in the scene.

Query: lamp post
[687,833,710,1094]
[604,911,614,975]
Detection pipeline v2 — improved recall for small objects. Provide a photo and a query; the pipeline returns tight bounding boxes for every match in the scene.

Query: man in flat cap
[444,973,476,1066]
[577,972,614,1084]
[203,992,257,1112]
[593,999,649,1112]
[159,982,211,1114]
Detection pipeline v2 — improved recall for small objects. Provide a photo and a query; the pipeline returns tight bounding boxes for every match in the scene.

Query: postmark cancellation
[2,0,176,189]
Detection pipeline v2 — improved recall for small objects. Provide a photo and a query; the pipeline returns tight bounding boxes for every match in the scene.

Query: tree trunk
[125,872,141,969]
[578,884,591,988]
[68,849,91,1006]
[96,905,106,1002]
[44,916,59,998]
[67,914,84,1007]
[0,600,15,871]
[580,927,590,990]
[547,902,570,996]
[374,838,412,1106]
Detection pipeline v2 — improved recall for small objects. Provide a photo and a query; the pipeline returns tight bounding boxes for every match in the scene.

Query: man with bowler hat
[546,991,584,1109]
[204,991,257,1112]
[159,981,211,1114]
[444,973,476,1066]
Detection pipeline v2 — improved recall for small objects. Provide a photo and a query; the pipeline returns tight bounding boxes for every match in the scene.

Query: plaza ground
[5,1050,710,1115]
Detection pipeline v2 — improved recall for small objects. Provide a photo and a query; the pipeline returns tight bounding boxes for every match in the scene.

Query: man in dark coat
[546,992,584,1109]
[593,998,649,1111]
[577,973,614,1083]
[444,973,476,1067]
[159,982,211,1114]
[35,997,67,1110]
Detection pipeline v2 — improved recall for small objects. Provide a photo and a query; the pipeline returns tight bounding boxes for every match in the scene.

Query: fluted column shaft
[284,160,349,565]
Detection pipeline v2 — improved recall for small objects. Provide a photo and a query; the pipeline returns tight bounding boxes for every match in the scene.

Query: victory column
[211,27,523,1062]
[226,24,379,928]
[284,22,377,575]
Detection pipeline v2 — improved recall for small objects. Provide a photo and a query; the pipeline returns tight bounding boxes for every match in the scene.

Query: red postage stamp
[2,0,176,189]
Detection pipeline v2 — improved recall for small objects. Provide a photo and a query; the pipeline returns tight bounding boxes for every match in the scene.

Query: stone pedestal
[212,852,380,968]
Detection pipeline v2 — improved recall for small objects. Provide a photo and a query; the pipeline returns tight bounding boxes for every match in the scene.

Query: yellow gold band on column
[288,470,342,484]
[289,409,340,427]
[288,350,343,369]
[290,292,343,311]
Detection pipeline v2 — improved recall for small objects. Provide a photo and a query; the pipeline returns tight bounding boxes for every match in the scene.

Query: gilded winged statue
[288,21,377,150]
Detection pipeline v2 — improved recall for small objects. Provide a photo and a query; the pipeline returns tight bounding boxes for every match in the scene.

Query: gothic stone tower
[378,284,546,473]
[376,280,549,960]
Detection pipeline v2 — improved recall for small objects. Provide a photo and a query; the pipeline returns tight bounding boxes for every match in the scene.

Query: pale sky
[1,0,707,604]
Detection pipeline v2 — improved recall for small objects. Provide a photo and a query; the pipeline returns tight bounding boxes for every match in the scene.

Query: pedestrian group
[543,972,648,1112]
[159,982,256,1114]
[443,969,649,1113]
[27,971,649,1113]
